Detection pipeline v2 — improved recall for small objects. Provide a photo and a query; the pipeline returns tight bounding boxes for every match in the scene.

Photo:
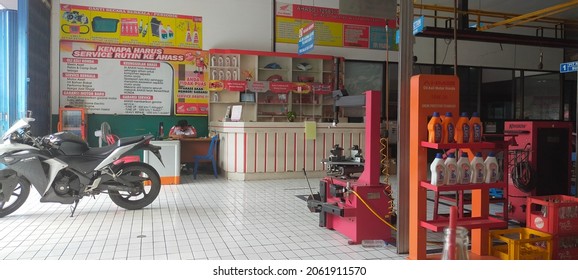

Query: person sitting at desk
[169,120,197,138]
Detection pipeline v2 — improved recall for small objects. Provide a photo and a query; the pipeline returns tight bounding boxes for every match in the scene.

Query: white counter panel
[143,140,180,185]
[210,122,365,180]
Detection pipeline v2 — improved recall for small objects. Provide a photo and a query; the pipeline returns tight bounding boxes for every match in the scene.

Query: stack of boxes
[526,195,578,259]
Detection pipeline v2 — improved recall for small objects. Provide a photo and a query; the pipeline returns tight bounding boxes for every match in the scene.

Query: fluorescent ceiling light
[0,4,6,9]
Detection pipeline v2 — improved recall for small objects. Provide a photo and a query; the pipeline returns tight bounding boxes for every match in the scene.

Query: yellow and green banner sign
[60,4,202,49]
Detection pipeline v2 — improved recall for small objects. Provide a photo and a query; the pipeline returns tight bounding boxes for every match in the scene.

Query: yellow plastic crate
[489,227,552,260]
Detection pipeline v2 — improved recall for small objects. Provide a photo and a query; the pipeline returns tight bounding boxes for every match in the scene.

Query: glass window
[562,73,576,122]
[0,9,18,135]
[458,67,481,116]
[514,71,523,119]
[481,69,514,120]
[523,71,560,120]
[343,60,384,119]
[0,7,28,135]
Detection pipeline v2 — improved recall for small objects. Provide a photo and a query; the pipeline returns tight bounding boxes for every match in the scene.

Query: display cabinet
[58,107,86,140]
[208,49,339,123]
[209,53,240,81]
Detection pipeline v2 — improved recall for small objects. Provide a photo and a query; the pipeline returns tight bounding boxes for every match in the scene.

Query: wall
[51,0,274,115]
[50,0,274,143]
[0,0,17,10]
[50,0,565,142]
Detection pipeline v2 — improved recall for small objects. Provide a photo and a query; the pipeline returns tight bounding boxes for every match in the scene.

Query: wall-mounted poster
[275,2,397,51]
[59,40,209,116]
[60,4,203,49]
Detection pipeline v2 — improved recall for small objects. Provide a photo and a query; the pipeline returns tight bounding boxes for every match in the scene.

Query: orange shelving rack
[408,74,507,260]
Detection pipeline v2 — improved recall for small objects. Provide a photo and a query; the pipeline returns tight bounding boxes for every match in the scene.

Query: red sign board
[247,81,269,93]
[176,102,208,115]
[225,80,247,91]
[269,82,293,93]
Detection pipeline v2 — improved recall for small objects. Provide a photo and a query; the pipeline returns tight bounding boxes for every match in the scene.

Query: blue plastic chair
[193,134,219,179]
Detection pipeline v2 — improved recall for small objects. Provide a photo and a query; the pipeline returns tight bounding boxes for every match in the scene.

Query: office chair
[193,134,219,179]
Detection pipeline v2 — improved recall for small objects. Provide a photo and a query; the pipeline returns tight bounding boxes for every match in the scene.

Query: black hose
[511,161,535,193]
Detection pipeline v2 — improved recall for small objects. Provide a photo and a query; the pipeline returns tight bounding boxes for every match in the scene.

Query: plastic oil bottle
[469,112,483,143]
[457,152,471,184]
[484,152,499,183]
[158,122,164,139]
[441,112,455,144]
[166,25,174,39]
[185,22,192,42]
[470,152,485,183]
[159,23,168,40]
[193,23,199,44]
[445,153,458,185]
[141,22,148,37]
[430,153,446,186]
[428,112,443,143]
[455,112,471,143]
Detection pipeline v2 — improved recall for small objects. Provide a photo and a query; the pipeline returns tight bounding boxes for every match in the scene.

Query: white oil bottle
[470,152,485,183]
[430,153,446,186]
[457,152,472,184]
[445,153,458,185]
[484,151,499,183]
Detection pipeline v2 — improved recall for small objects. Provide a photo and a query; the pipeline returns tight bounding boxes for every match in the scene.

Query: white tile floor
[0,172,411,260]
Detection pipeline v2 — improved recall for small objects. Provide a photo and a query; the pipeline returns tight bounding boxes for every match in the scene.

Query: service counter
[210,121,366,180]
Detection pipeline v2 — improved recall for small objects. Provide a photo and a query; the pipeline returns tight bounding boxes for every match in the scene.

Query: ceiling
[420,0,578,21]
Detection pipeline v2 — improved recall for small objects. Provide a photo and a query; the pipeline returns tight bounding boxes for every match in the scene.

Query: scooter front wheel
[108,162,161,210]
[0,175,31,218]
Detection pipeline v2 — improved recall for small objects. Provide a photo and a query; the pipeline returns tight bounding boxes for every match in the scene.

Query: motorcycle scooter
[0,117,163,217]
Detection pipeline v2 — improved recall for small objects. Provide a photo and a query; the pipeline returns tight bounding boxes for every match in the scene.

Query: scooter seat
[117,135,147,146]
[83,144,117,157]
[82,135,151,157]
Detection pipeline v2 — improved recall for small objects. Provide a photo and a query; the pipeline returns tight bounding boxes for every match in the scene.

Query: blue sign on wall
[413,16,424,35]
[560,61,578,73]
[298,31,315,55]
[298,22,315,55]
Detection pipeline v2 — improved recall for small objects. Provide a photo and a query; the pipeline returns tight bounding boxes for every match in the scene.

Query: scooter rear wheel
[0,176,31,218]
[108,162,161,210]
